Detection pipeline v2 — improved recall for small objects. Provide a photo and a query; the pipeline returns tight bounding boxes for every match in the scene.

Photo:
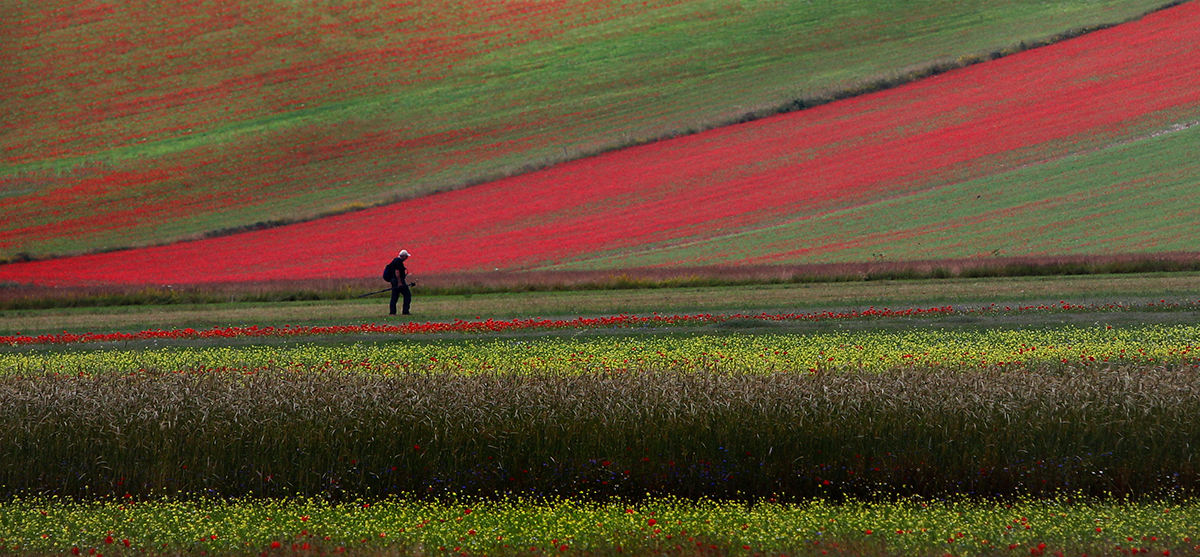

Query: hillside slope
[555,123,1200,269]
[1,0,1198,286]
[0,0,1180,261]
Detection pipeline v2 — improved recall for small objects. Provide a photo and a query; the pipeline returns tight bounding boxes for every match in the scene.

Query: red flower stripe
[4,307,960,346]
[6,300,1190,346]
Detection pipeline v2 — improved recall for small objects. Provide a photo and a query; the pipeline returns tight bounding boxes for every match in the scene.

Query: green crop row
[2,496,1198,556]
[5,325,1198,376]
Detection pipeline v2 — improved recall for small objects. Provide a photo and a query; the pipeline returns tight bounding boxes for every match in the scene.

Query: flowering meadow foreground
[2,496,1198,557]
[4,309,1200,555]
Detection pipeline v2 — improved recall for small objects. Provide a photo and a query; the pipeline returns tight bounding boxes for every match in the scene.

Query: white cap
[398,250,410,257]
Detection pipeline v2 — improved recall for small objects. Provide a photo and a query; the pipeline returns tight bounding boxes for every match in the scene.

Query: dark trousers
[389,282,411,315]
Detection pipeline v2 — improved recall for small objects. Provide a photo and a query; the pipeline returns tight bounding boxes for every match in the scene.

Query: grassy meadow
[4,268,1200,336]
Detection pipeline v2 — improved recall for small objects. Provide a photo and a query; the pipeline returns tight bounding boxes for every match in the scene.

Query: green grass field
[3,272,1200,336]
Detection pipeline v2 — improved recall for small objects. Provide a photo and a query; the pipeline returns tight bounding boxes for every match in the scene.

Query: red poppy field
[2,0,1193,272]
[2,0,1198,287]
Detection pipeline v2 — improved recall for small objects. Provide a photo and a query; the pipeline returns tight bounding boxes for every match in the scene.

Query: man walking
[383,250,413,315]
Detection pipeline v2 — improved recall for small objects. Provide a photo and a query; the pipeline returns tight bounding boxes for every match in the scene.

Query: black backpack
[382,263,394,282]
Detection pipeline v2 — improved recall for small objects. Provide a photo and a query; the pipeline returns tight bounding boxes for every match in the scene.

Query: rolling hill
[0,0,1183,263]
[1,0,1197,287]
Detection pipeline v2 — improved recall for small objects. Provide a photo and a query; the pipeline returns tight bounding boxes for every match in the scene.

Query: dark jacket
[385,257,408,285]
